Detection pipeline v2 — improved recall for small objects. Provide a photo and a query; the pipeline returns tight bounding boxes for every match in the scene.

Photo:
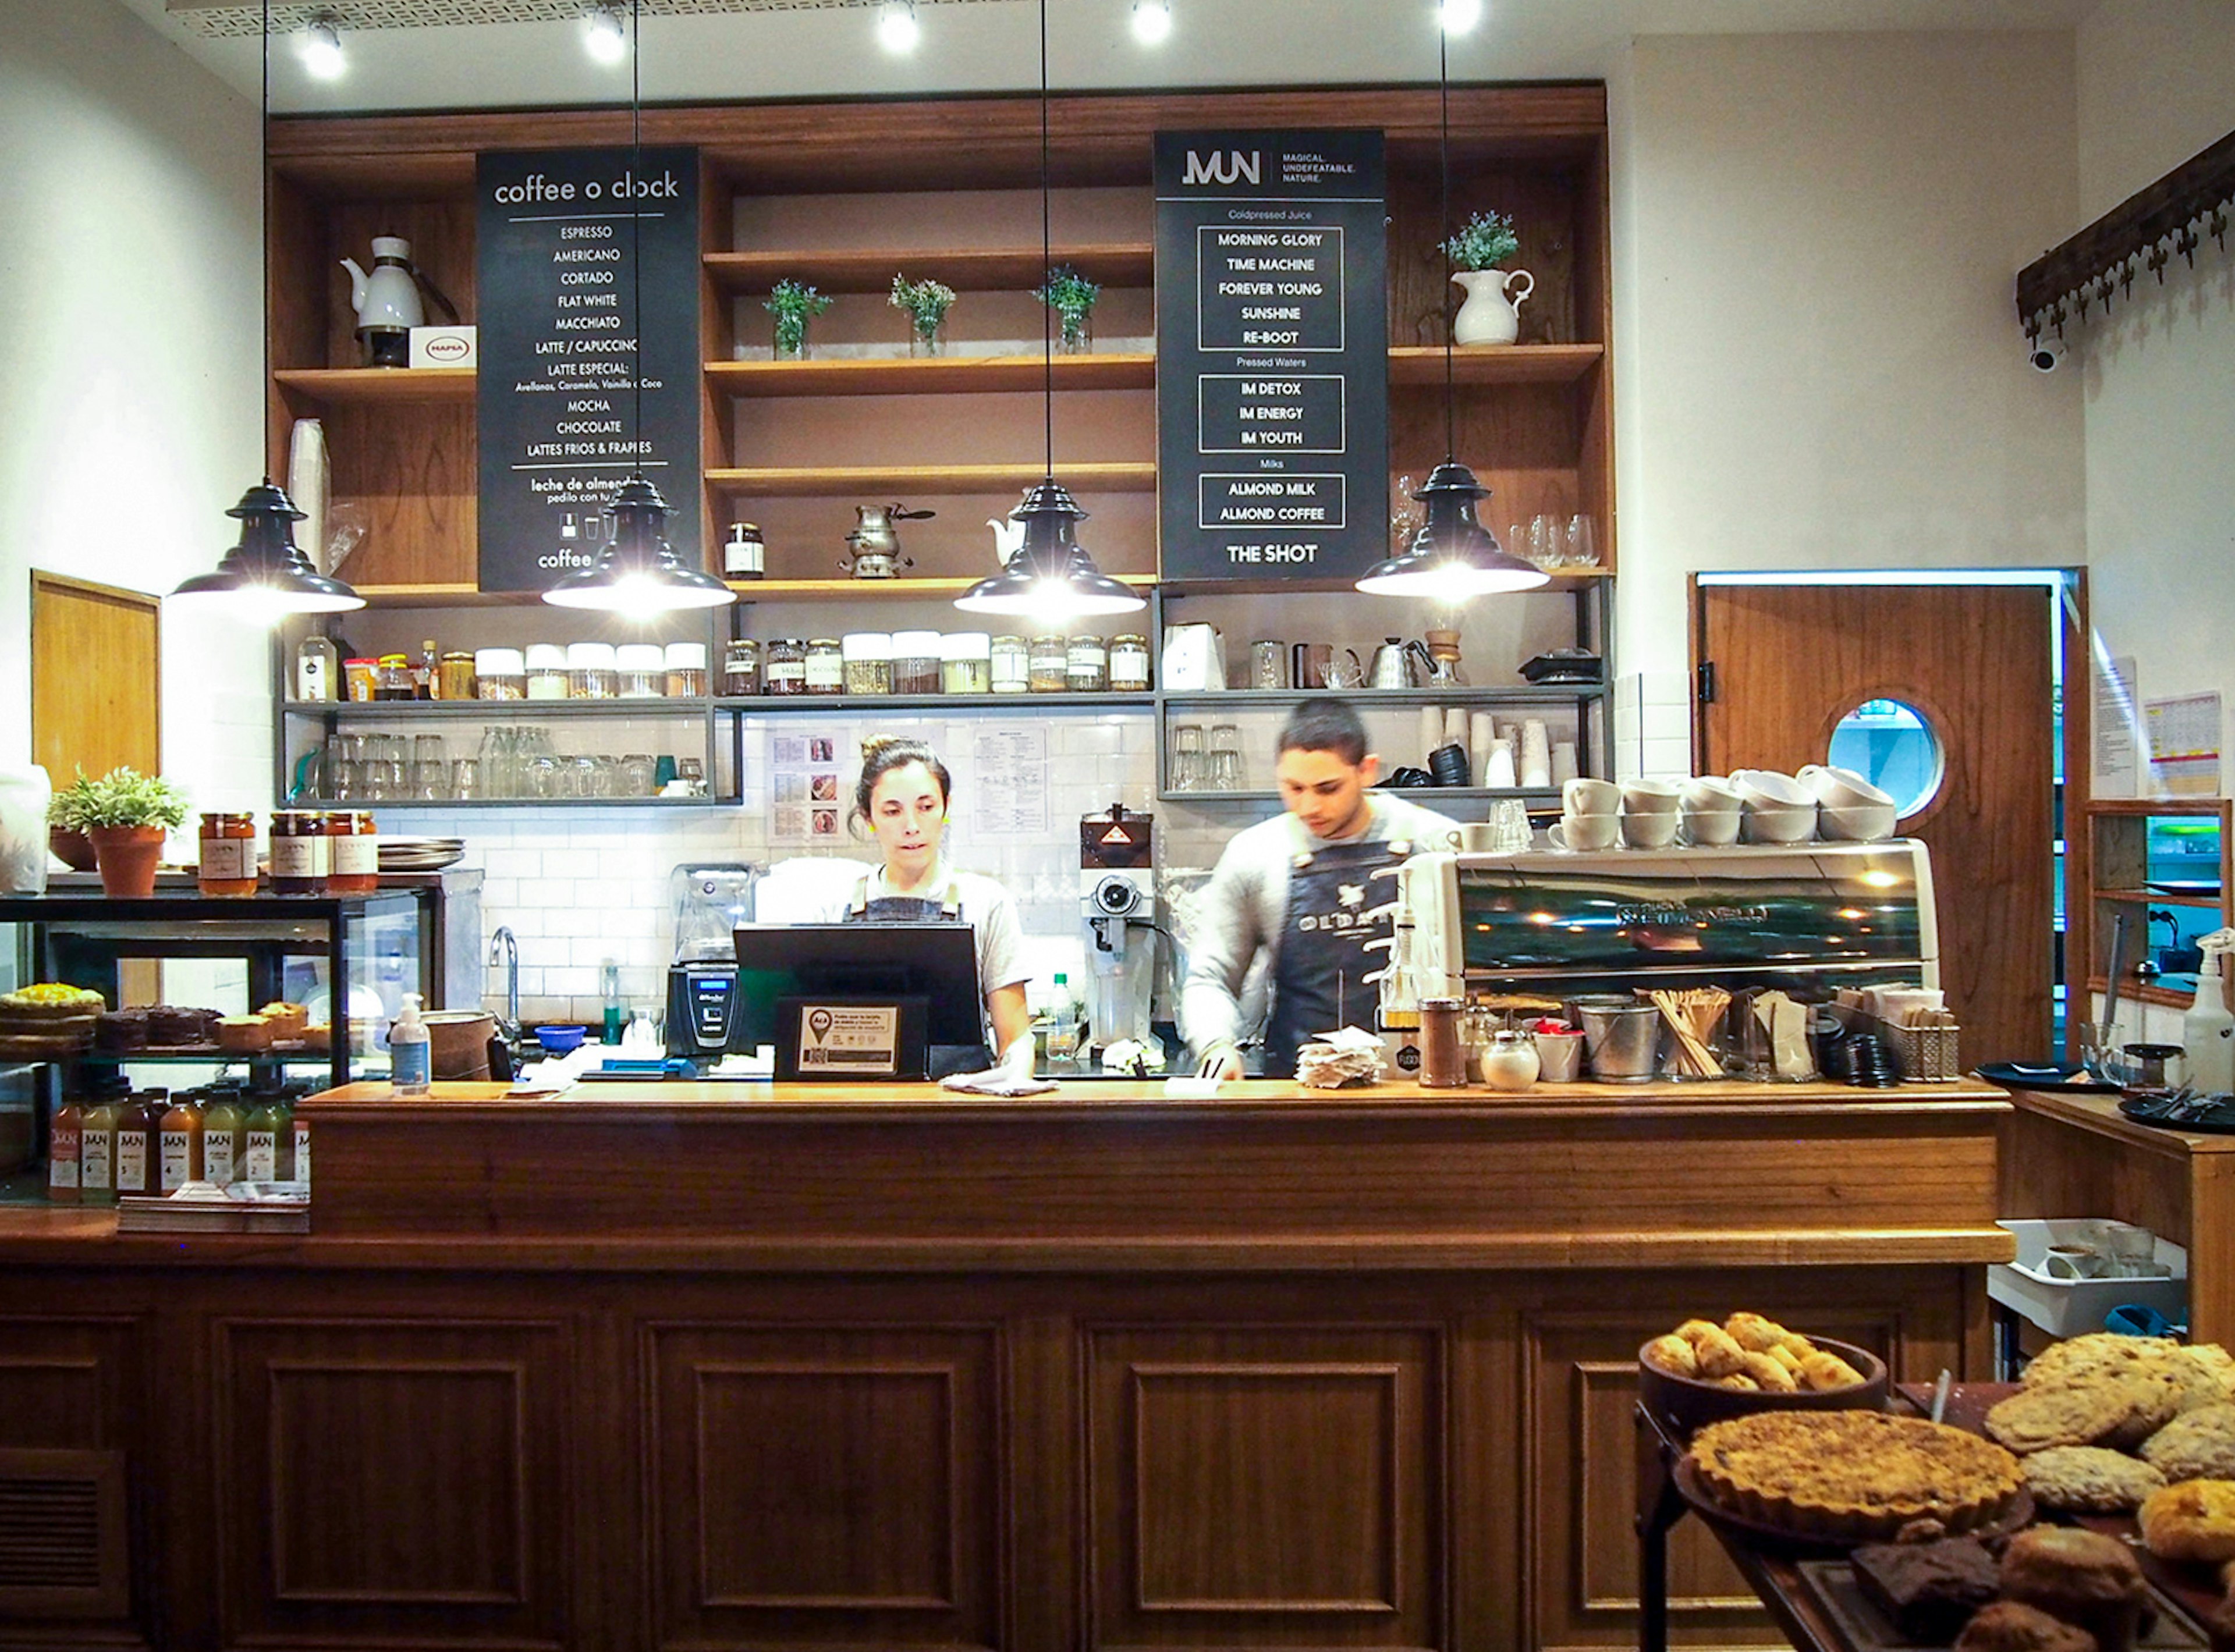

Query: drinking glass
[621,754,657,797]
[1044,1016,1081,1065]
[1528,514,1560,569]
[413,733,446,766]
[1209,723,1244,791]
[412,761,448,801]
[451,758,481,801]
[1169,722,1205,791]
[329,754,357,802]
[676,758,705,795]
[1563,514,1600,568]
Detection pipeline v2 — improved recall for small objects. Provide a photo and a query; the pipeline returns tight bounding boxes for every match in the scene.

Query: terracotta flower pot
[48,826,98,872]
[88,825,166,898]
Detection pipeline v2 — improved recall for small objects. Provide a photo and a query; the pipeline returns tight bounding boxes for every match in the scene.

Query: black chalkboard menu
[1154,131,1388,582]
[475,146,701,592]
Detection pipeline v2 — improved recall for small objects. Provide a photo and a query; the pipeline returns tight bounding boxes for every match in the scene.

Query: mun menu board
[475,145,701,592]
[1154,131,1388,582]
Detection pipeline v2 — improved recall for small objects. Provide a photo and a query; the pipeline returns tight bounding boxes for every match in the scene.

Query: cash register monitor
[730,922,986,1051]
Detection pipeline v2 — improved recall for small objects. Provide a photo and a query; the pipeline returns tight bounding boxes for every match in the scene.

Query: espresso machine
[665,862,760,1059]
[1080,805,1161,1068]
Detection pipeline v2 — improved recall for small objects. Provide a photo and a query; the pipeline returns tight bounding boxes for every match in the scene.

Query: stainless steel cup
[1570,996,1662,1084]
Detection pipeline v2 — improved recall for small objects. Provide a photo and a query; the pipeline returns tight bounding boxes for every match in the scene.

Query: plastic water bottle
[391,992,431,1096]
[1046,973,1081,1065]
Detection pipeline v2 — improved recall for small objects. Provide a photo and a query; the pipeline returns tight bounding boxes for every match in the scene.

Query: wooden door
[1693,582,2055,1067]
[30,573,161,784]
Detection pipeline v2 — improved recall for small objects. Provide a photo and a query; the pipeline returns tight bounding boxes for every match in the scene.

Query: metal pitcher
[839,502,934,578]
[1368,637,1436,690]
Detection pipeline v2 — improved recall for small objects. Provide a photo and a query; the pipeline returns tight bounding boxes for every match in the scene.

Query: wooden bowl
[1637,1333,1888,1438]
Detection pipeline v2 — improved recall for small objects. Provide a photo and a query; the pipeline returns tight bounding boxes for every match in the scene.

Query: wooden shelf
[347,584,545,610]
[2096,888,2227,909]
[1388,344,1605,386]
[2086,974,2204,1010]
[705,461,1157,498]
[273,367,476,405]
[703,244,1153,294]
[729,574,1154,601]
[704,353,1155,397]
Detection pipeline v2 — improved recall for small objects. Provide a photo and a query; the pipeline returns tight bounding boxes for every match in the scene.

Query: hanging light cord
[261,0,273,485]
[1440,16,1454,463]
[1040,0,1053,482]
[630,0,643,481]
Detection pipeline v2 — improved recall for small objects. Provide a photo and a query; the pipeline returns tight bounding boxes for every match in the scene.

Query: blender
[664,862,761,1059]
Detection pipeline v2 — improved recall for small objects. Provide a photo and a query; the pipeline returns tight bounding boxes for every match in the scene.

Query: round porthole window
[1828,699,1944,819]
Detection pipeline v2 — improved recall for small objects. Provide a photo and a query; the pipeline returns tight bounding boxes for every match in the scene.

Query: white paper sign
[2094,652,2141,797]
[970,726,1048,838]
[2147,692,2222,798]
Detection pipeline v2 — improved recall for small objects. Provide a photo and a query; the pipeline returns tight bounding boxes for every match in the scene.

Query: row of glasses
[1507,513,1600,570]
[1168,723,1245,791]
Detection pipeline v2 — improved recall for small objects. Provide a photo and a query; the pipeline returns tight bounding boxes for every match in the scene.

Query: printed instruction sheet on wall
[2147,692,2222,798]
[768,730,848,844]
[2095,653,2141,796]
[970,726,1048,838]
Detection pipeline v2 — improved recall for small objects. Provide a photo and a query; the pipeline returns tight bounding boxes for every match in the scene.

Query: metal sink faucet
[488,926,520,1040]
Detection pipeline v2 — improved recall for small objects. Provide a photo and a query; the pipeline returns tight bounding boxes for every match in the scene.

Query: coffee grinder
[1079,805,1160,1068]
[665,862,760,1059]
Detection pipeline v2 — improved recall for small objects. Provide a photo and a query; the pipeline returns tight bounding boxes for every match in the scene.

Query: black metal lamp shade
[170,481,365,616]
[542,476,736,614]
[955,478,1144,619]
[1354,461,1548,600]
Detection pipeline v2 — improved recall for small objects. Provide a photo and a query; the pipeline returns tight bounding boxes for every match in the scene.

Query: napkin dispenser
[1401,840,1942,1001]
[1161,623,1227,692]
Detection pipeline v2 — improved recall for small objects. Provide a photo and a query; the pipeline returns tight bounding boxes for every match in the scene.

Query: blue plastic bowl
[534,1024,587,1055]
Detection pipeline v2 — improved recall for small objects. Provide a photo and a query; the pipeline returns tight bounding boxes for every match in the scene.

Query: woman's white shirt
[813,859,1032,999]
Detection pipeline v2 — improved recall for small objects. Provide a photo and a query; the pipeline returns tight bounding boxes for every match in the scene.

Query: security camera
[2027,336,2066,373]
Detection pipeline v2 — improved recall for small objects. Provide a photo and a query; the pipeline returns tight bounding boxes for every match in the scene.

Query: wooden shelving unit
[2074,797,2234,1012]
[1388,343,1604,385]
[702,352,1155,398]
[704,461,1156,499]
[703,243,1154,294]
[273,367,476,405]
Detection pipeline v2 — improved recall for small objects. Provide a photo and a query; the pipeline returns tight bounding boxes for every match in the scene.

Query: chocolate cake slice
[1851,1536,2002,1643]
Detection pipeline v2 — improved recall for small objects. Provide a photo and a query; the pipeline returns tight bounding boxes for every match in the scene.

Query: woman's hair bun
[860,735,900,761]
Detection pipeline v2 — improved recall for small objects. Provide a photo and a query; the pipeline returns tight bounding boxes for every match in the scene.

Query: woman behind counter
[818,736,1034,1071]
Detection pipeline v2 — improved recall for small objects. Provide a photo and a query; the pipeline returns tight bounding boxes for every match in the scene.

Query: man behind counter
[1185,698,1460,1079]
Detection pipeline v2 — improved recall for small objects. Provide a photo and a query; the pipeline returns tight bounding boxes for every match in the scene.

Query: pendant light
[545,0,735,616]
[171,0,364,621]
[955,0,1145,623]
[1354,13,1546,602]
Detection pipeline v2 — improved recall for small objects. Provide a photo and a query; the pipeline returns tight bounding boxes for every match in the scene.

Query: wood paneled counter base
[0,1079,2013,1652]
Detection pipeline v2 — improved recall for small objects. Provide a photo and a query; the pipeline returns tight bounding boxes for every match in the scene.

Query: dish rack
[1830,1004,1963,1081]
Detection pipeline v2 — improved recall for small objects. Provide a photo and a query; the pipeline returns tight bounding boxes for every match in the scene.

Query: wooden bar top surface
[0,1077,2015,1273]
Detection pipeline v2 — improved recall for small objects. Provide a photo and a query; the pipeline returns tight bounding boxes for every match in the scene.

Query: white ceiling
[115,0,2096,115]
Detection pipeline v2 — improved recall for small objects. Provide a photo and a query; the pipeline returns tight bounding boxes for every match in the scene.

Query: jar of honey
[197,813,258,897]
[326,812,379,896]
[268,811,329,896]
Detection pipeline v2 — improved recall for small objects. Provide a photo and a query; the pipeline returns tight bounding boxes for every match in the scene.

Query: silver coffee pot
[839,502,934,578]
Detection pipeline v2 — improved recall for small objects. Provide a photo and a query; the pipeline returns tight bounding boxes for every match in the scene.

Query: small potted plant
[890,273,957,356]
[764,279,832,360]
[1439,210,1535,347]
[1036,265,1100,354]
[48,767,188,898]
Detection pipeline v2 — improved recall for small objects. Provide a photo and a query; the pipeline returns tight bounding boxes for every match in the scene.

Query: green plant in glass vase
[890,273,957,356]
[1035,265,1100,354]
[764,279,832,360]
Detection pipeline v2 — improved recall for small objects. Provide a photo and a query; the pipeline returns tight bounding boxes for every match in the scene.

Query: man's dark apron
[841,873,993,1075]
[1261,826,1414,1079]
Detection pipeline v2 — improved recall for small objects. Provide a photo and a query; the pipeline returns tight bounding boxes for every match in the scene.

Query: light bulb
[877,1,921,53]
[1131,0,1173,44]
[297,18,346,79]
[583,5,628,65]
[1438,0,1484,34]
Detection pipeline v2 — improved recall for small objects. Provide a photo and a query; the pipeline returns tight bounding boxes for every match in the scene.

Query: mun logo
[1183,149,1261,187]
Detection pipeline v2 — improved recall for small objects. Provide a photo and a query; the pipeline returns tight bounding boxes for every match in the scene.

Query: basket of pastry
[1641,1312,1889,1434]
[0,983,106,1061]
[1681,1410,2026,1551]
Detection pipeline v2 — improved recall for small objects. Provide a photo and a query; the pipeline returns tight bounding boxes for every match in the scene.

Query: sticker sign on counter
[1155,131,1387,581]
[475,145,701,592]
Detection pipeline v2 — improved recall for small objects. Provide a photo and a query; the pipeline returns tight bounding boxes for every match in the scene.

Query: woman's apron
[841,873,994,1075]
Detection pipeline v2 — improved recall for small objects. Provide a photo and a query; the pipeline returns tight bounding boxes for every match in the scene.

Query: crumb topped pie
[1687,1411,2023,1540]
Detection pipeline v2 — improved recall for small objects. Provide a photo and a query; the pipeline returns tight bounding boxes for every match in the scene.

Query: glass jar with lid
[567,641,619,699]
[343,658,378,702]
[666,641,709,698]
[438,651,476,701]
[1065,634,1108,692]
[1109,634,1151,692]
[841,633,893,697]
[474,648,525,699]
[990,635,1031,694]
[268,811,329,896]
[615,644,665,698]
[326,812,379,896]
[941,633,991,695]
[1029,634,1069,692]
[295,637,339,702]
[721,638,760,696]
[524,644,570,700]
[891,631,942,695]
[763,638,807,696]
[374,655,415,701]
[804,638,844,696]
[197,813,257,897]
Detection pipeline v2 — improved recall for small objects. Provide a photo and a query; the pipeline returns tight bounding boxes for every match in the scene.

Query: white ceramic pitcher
[1452,267,1535,347]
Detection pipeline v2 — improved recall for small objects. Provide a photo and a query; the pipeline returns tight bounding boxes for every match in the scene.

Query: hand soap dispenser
[2183,928,2235,1096]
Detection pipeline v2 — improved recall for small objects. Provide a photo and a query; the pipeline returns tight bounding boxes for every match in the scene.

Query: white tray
[1988,1217,2187,1339]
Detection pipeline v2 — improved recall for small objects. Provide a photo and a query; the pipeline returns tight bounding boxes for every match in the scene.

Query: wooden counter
[0,1077,2013,1652]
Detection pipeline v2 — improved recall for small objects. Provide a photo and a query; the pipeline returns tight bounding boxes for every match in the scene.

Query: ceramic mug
[2042,1244,2106,1280]
[1680,808,1743,846]
[1620,779,1681,816]
[1550,812,1619,852]
[1620,810,1680,849]
[1563,777,1620,816]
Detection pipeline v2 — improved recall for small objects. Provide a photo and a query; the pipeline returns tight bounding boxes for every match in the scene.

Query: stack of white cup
[1619,779,1680,848]
[1550,777,1619,850]
[1680,776,1742,844]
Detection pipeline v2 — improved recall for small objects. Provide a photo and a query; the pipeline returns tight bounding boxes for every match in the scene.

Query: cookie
[1986,1378,2136,1453]
[2140,1478,2235,1565]
[2001,1526,2149,1652]
[2025,1334,2182,1387]
[1957,1600,2100,1652]
[2023,1445,2169,1513]
[2106,1367,2191,1450]
[2142,1405,2235,1482]
[2185,1344,2235,1398]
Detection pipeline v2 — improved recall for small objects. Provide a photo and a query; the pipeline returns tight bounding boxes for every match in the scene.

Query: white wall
[0,0,269,813]
[2074,0,2235,794]
[1609,31,2088,680]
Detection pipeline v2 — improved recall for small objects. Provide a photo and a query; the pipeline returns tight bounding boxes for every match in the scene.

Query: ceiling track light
[296,14,346,78]
[1130,0,1173,45]
[1438,0,1484,35]
[583,2,628,65]
[877,0,921,53]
